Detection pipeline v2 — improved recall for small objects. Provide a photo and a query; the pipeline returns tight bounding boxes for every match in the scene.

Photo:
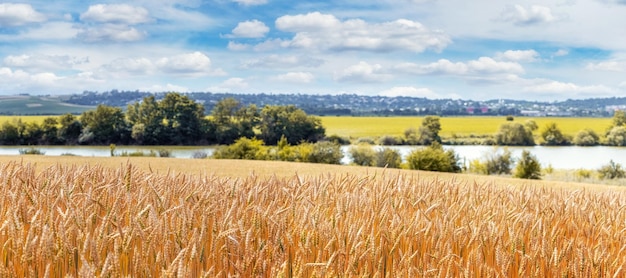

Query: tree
[209,98,258,144]
[404,116,442,145]
[406,142,461,173]
[495,122,535,146]
[606,126,626,146]
[348,143,376,166]
[598,160,626,180]
[41,117,61,145]
[612,110,626,127]
[540,122,568,146]
[306,141,342,164]
[127,95,164,145]
[573,128,599,146]
[159,93,207,145]
[212,137,269,160]
[375,148,402,168]
[514,150,541,179]
[484,148,514,175]
[259,105,325,145]
[80,105,130,144]
[58,114,82,145]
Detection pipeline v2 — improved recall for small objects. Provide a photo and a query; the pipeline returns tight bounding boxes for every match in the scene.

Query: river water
[1,145,624,170]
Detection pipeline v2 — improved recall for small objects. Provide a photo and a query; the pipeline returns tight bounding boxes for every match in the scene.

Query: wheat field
[0,159,625,276]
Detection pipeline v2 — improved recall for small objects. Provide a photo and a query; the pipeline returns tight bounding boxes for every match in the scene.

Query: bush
[605,126,626,146]
[485,148,514,175]
[378,135,403,146]
[574,169,592,180]
[513,150,541,179]
[306,141,343,164]
[19,148,45,155]
[348,143,376,166]
[375,148,402,168]
[192,151,208,159]
[119,150,157,157]
[158,149,172,158]
[495,122,535,146]
[355,137,376,145]
[406,143,461,173]
[325,134,351,145]
[468,159,488,174]
[598,160,625,180]
[573,128,600,146]
[212,137,269,160]
[540,123,569,146]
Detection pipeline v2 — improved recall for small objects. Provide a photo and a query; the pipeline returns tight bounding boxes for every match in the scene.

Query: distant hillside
[0,95,95,115]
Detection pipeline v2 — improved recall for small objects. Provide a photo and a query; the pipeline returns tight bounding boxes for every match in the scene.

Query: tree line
[0,93,325,146]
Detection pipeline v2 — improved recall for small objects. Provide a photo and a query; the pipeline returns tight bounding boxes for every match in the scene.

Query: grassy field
[321,116,612,139]
[0,156,624,276]
[0,95,93,115]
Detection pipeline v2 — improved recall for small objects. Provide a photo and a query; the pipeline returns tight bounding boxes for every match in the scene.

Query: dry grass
[0,157,625,276]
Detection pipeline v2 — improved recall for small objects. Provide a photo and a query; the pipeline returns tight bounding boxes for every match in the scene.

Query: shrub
[605,126,626,146]
[348,143,376,166]
[19,148,45,155]
[506,115,514,121]
[406,143,461,173]
[192,151,208,159]
[375,147,402,168]
[485,148,514,175]
[598,160,626,180]
[574,169,592,180]
[355,137,376,145]
[378,135,403,146]
[495,122,535,146]
[158,149,172,158]
[212,137,269,160]
[325,134,351,145]
[573,128,600,146]
[540,123,569,146]
[514,150,541,179]
[468,159,488,174]
[306,141,343,164]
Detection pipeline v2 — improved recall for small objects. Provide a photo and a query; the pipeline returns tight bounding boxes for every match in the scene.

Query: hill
[0,95,94,115]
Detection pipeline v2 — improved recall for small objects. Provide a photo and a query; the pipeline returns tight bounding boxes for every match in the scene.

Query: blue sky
[0,0,625,101]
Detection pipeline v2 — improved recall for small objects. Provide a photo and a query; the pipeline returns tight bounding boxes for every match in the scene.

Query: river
[1,145,624,170]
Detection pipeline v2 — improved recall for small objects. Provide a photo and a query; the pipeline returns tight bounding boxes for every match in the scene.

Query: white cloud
[379,86,438,98]
[241,55,323,69]
[102,57,155,76]
[620,81,626,88]
[273,12,450,53]
[334,61,392,83]
[496,50,539,62]
[140,83,190,92]
[232,0,268,6]
[225,20,269,38]
[586,61,625,72]
[274,72,314,83]
[524,80,616,94]
[208,77,249,92]
[78,25,146,43]
[227,41,250,51]
[3,54,89,71]
[98,52,225,78]
[396,57,524,76]
[554,49,569,57]
[0,22,79,41]
[0,3,46,27]
[156,52,212,74]
[500,4,557,25]
[80,4,151,25]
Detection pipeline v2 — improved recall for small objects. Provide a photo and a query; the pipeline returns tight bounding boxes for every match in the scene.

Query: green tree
[159,93,207,145]
[406,142,461,173]
[495,122,535,146]
[513,150,541,179]
[80,105,130,144]
[375,148,402,168]
[127,95,164,145]
[406,116,442,145]
[598,160,626,180]
[306,141,342,164]
[612,110,626,127]
[58,114,82,145]
[573,128,600,146]
[212,137,269,160]
[540,122,568,146]
[41,117,61,145]
[210,98,258,144]
[484,148,514,175]
[259,105,325,145]
[0,121,19,145]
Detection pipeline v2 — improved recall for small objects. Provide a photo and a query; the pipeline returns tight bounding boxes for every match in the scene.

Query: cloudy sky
[0,0,625,100]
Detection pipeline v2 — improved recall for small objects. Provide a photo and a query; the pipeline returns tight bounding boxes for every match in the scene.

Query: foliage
[468,159,488,174]
[209,98,258,145]
[306,141,343,164]
[605,126,626,146]
[574,169,593,180]
[540,122,569,146]
[325,134,351,145]
[18,147,45,155]
[485,148,514,175]
[258,105,325,145]
[375,147,402,168]
[598,160,626,180]
[405,116,442,145]
[406,142,462,173]
[378,135,403,146]
[348,143,377,166]
[514,150,542,179]
[573,128,600,146]
[495,122,535,146]
[80,105,130,144]
[212,137,270,160]
[506,115,514,121]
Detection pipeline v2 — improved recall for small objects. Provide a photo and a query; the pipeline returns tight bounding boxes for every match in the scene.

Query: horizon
[0,1,625,101]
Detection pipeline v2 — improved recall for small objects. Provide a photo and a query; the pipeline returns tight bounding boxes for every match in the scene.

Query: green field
[321,116,612,138]
[0,95,94,115]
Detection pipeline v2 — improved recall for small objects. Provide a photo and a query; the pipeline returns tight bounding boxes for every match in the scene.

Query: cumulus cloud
[225,20,269,38]
[140,83,190,92]
[232,0,268,6]
[3,54,89,71]
[500,4,557,25]
[80,4,151,25]
[272,12,450,53]
[379,86,438,98]
[156,52,212,74]
[524,80,616,94]
[208,77,249,92]
[241,55,324,69]
[334,61,392,83]
[274,72,314,83]
[586,60,625,71]
[102,57,155,75]
[0,3,46,27]
[496,50,539,62]
[77,25,147,43]
[99,52,224,77]
[396,57,524,76]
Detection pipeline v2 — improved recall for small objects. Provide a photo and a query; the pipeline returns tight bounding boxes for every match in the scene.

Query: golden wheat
[0,161,624,276]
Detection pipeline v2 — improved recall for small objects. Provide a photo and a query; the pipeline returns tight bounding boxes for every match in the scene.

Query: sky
[0,0,625,101]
